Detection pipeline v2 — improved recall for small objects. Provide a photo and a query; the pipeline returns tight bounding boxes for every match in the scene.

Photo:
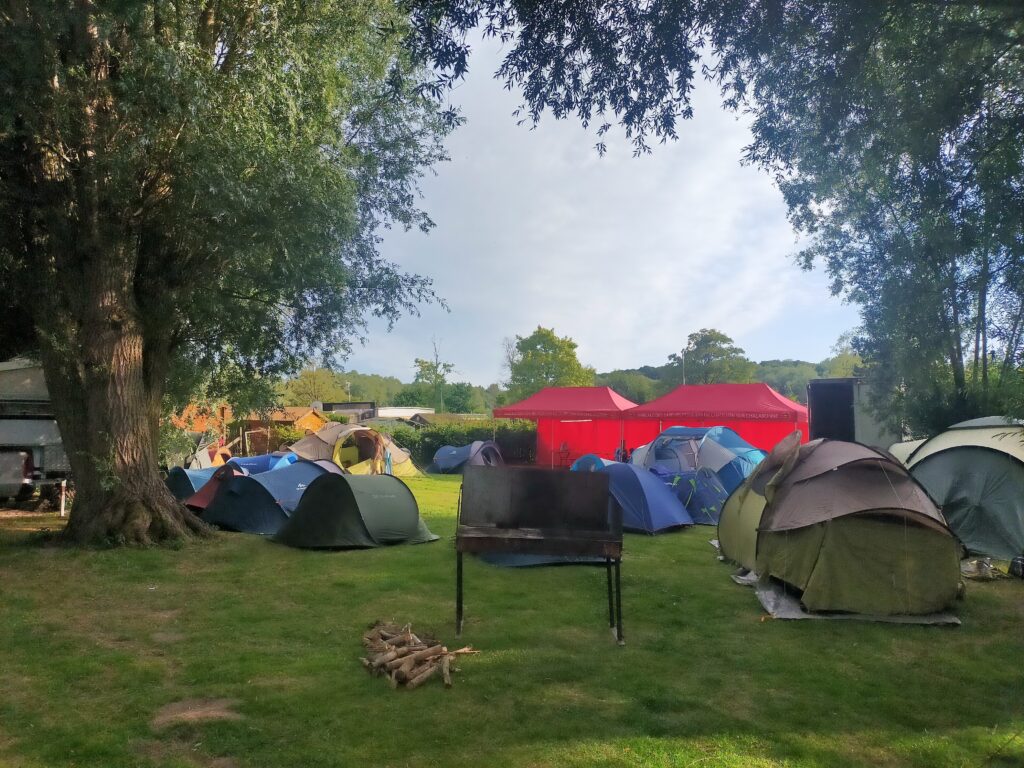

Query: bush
[376,419,536,466]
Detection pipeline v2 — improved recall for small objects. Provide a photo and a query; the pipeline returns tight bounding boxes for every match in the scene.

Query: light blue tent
[201,460,328,535]
[697,426,766,495]
[570,453,616,472]
[602,463,693,533]
[226,452,298,474]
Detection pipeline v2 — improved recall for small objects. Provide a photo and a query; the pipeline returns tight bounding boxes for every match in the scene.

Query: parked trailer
[806,378,902,450]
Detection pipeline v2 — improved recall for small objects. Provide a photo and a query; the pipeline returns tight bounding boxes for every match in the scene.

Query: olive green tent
[274,473,437,549]
[719,432,961,616]
[906,417,1024,560]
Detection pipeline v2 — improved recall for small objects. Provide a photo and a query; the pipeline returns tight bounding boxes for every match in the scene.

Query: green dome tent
[719,432,961,616]
[275,473,438,549]
[906,417,1024,560]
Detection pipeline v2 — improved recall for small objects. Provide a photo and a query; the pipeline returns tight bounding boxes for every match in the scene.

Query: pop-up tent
[226,452,298,474]
[906,417,1024,560]
[624,383,808,451]
[275,474,438,549]
[494,386,637,467]
[600,462,693,533]
[166,467,218,500]
[431,441,504,473]
[291,423,419,476]
[719,433,961,616]
[201,460,328,535]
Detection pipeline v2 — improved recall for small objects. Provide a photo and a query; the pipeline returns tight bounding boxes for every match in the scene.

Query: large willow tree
[0,1,451,543]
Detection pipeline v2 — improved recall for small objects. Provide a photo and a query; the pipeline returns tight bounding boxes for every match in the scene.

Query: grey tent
[430,441,504,473]
[907,417,1024,560]
[719,432,961,616]
[275,473,438,549]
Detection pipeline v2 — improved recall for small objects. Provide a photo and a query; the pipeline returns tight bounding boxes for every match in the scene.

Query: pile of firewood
[360,621,478,690]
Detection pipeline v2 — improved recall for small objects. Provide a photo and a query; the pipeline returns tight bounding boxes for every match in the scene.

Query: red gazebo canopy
[494,386,638,420]
[627,383,807,421]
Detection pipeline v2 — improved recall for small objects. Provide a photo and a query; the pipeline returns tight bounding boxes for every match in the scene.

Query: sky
[343,34,860,386]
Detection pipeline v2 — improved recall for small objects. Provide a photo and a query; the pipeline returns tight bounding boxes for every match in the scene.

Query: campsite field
[1,475,1022,768]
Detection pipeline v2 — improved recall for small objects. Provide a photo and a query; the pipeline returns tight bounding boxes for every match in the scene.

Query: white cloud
[343,35,859,383]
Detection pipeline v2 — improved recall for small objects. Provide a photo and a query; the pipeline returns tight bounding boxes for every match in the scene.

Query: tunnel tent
[718,432,961,616]
[601,462,693,533]
[906,417,1024,560]
[292,423,420,476]
[201,459,328,535]
[431,441,504,474]
[275,473,438,549]
[166,466,217,500]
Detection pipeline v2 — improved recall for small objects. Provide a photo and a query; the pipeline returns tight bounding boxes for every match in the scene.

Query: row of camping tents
[572,417,1024,619]
[167,423,437,549]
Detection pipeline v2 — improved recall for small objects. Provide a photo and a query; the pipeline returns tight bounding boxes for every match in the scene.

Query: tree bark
[38,267,210,545]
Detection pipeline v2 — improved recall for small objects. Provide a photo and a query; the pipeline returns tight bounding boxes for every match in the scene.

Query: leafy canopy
[506,326,595,401]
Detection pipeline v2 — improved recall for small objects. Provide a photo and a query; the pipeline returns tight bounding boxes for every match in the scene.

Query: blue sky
[343,35,860,386]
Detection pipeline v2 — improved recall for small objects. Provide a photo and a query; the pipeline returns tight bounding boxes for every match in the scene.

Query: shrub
[376,419,536,466]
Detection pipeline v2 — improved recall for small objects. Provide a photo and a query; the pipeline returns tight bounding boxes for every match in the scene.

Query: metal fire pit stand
[454,466,625,645]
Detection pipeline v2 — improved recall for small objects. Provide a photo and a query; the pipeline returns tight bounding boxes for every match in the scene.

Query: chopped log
[407,660,441,690]
[371,649,402,669]
[405,644,445,665]
[384,645,428,671]
[441,655,452,688]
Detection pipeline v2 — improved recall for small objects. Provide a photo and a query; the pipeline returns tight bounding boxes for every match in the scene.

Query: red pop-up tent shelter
[623,383,809,451]
[493,386,638,467]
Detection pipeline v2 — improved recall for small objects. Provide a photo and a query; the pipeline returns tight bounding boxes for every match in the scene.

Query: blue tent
[225,452,298,474]
[697,426,766,495]
[430,441,504,473]
[201,460,328,535]
[602,463,693,533]
[570,454,616,472]
[166,466,218,500]
[652,466,729,525]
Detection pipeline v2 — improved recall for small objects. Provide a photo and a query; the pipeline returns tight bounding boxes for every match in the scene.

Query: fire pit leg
[456,550,464,636]
[614,557,624,646]
[605,558,615,628]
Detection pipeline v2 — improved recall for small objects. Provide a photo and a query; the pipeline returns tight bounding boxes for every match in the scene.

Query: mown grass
[1,474,1022,768]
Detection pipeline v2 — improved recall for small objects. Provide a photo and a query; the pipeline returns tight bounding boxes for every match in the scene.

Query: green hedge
[377,419,536,467]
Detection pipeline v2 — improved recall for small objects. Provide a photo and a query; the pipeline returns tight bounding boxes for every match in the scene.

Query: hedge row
[377,419,537,467]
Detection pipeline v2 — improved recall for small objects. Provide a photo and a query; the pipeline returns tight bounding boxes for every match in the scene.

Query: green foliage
[376,418,535,465]
[280,368,405,407]
[0,0,456,458]
[506,327,595,402]
[595,370,658,404]
[665,329,756,387]
[753,360,818,404]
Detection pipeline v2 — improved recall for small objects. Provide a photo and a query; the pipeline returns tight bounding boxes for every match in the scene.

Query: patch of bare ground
[137,736,239,767]
[150,699,243,731]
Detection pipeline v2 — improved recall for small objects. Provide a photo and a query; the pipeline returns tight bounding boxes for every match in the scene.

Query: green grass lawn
[1,475,1023,768]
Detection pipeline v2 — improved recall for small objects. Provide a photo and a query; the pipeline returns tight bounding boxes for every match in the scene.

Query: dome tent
[431,441,504,474]
[201,459,328,535]
[275,474,438,549]
[601,463,693,533]
[906,417,1024,560]
[570,454,615,472]
[719,432,961,616]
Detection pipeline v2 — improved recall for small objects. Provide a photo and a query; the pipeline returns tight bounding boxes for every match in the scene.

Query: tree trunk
[38,241,209,546]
